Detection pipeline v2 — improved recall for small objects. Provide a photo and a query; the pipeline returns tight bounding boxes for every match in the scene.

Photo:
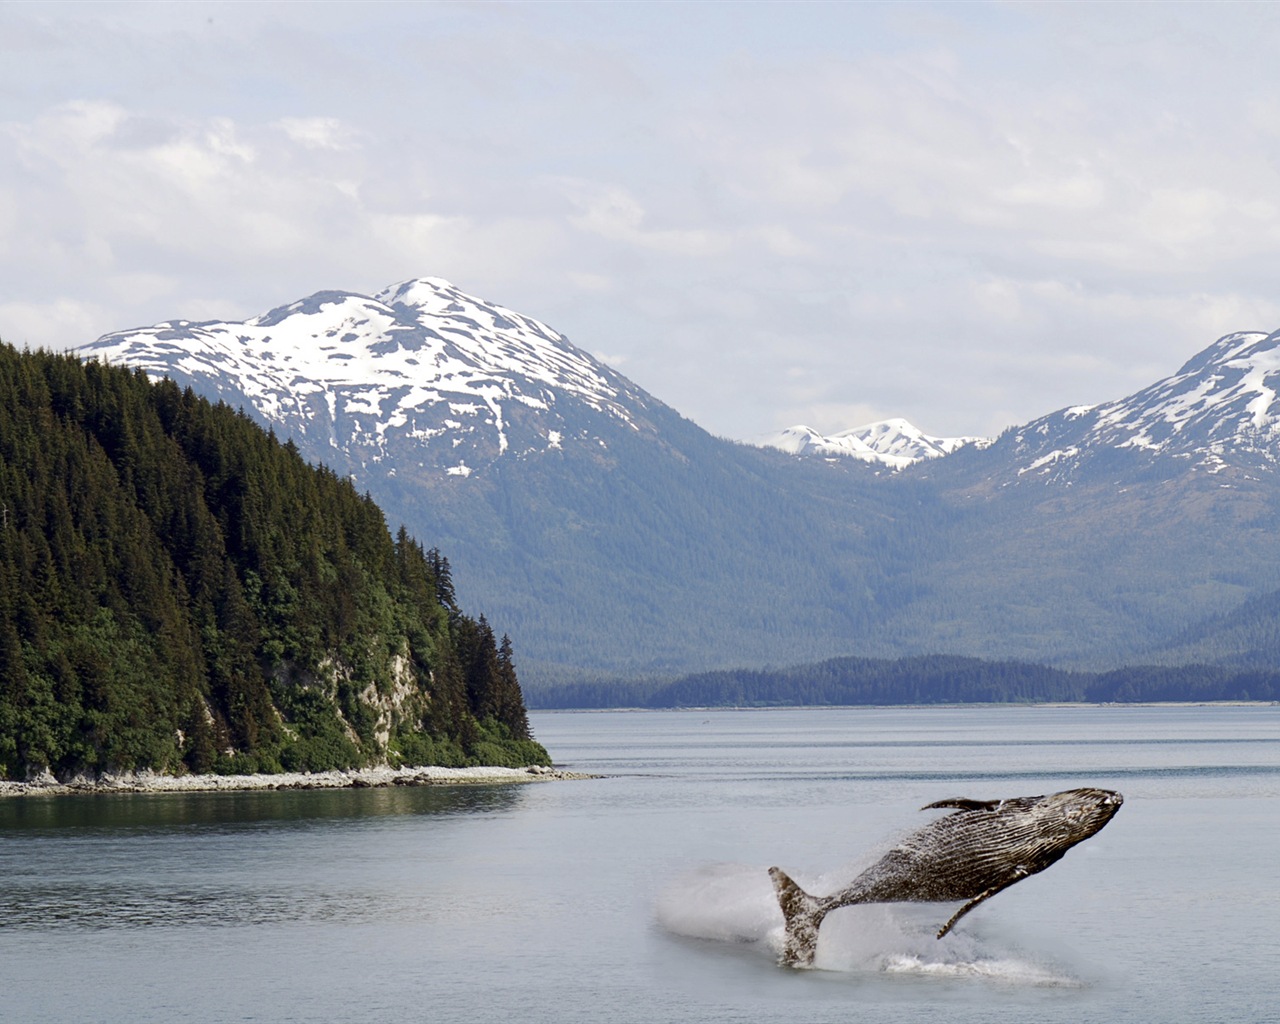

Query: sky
[5,1,1280,442]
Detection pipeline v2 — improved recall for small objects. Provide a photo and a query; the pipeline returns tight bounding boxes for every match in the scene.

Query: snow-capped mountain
[79,278,659,480]
[987,329,1280,483]
[70,278,1280,681]
[756,418,983,469]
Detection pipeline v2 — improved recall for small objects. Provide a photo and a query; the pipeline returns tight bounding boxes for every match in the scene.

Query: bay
[2,705,1277,1023]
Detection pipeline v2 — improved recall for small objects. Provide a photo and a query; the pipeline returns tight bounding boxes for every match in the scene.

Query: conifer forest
[0,345,547,780]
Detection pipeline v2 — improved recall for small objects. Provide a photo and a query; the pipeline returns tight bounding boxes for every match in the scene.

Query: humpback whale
[769,787,1123,968]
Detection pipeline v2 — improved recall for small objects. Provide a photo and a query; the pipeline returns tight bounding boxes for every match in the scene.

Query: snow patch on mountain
[1006,329,1280,481]
[77,278,656,476]
[755,418,985,469]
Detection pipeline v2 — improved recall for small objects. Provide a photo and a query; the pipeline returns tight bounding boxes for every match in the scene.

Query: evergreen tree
[496,634,532,741]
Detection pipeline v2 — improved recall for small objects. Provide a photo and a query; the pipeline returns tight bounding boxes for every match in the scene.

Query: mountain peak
[78,277,657,481]
[375,277,461,309]
[1173,329,1271,377]
[754,418,984,469]
[984,328,1280,483]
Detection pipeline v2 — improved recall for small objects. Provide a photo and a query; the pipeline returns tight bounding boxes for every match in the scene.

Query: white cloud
[557,178,730,257]
[567,272,613,293]
[0,297,105,351]
[275,117,354,151]
[996,172,1107,213]
[5,3,1280,441]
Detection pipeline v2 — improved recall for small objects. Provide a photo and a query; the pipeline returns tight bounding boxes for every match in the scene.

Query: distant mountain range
[78,280,1280,686]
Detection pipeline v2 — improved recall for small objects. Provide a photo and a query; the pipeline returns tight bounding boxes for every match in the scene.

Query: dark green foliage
[0,344,548,780]
[528,654,1280,708]
[1149,587,1280,667]
[1085,665,1280,702]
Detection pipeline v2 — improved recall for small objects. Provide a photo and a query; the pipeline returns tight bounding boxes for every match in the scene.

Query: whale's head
[1031,787,1123,848]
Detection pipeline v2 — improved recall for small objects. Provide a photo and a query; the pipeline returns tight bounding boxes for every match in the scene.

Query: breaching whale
[769,787,1123,968]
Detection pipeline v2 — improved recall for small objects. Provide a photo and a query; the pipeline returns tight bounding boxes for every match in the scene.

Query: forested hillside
[0,345,547,781]
[1148,587,1280,666]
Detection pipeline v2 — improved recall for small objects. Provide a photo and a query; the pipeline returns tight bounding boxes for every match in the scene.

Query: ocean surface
[2,705,1278,1023]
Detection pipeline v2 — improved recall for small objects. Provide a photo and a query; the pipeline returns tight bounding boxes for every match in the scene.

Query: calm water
[2,705,1278,1023]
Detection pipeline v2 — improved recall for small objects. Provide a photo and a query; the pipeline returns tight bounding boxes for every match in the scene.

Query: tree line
[527,654,1280,708]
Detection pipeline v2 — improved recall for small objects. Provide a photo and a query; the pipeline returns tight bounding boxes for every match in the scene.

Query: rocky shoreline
[0,764,593,798]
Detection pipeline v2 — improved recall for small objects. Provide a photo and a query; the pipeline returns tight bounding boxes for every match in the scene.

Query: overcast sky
[5,2,1280,441]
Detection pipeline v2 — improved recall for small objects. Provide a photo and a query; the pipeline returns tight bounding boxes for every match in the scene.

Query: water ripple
[0,883,431,931]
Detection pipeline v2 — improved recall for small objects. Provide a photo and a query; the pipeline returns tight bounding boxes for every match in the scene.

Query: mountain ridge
[72,279,1280,682]
[944,328,1280,487]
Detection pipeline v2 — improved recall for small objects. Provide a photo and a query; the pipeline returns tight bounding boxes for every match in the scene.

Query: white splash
[656,862,1081,986]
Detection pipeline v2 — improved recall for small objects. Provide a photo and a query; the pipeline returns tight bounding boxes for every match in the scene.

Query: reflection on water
[0,780,525,832]
[1,882,428,930]
[0,783,528,934]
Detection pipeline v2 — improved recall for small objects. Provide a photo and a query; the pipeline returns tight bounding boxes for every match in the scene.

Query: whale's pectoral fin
[768,866,829,969]
[935,866,1030,939]
[921,797,1000,813]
